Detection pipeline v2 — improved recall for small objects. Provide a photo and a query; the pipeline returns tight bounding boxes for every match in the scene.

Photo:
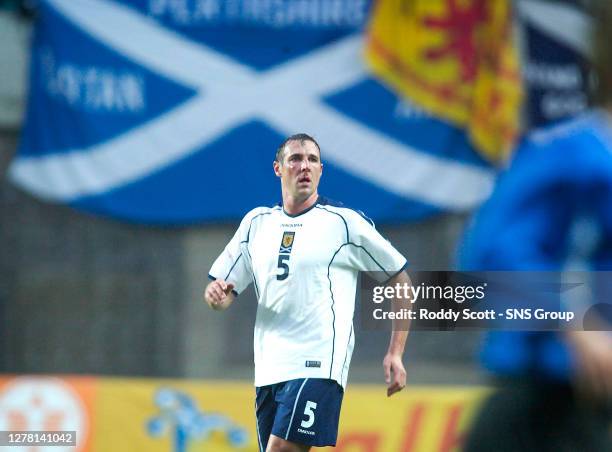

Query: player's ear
[273,160,282,177]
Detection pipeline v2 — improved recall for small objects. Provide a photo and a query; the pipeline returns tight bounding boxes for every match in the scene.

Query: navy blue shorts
[255,378,344,450]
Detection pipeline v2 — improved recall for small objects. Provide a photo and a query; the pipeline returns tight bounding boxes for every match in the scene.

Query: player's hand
[567,331,612,398]
[383,352,406,397]
[204,279,235,311]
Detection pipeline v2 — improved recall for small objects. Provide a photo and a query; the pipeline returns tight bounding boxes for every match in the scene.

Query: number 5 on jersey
[277,255,290,280]
[277,231,295,281]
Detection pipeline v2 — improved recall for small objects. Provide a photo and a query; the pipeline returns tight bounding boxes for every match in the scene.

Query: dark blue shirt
[459,110,612,379]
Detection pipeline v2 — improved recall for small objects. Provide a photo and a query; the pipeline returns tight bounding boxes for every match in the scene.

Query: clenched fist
[204,279,235,311]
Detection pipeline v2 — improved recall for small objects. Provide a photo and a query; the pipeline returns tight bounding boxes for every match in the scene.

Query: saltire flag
[365,0,523,163]
[9,0,495,225]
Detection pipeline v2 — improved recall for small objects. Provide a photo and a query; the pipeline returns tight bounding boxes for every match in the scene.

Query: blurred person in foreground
[459,3,612,451]
[204,133,411,452]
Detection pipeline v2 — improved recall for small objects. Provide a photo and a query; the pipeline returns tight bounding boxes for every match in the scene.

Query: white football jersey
[209,197,407,388]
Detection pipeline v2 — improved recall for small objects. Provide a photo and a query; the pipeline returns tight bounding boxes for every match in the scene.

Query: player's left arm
[343,209,411,396]
[383,270,412,397]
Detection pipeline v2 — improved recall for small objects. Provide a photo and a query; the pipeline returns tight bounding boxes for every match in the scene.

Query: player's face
[275,140,322,200]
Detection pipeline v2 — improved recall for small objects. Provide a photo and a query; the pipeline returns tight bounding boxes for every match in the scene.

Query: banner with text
[518,0,590,128]
[9,0,494,224]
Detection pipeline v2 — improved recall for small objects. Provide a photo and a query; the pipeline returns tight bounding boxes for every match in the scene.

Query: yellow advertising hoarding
[0,375,487,452]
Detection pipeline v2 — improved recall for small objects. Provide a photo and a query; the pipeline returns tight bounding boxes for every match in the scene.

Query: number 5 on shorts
[301,401,318,428]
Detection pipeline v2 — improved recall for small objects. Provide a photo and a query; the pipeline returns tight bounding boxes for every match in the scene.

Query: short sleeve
[209,214,254,295]
[344,210,408,282]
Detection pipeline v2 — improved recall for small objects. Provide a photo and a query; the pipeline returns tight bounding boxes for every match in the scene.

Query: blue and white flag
[9,0,494,224]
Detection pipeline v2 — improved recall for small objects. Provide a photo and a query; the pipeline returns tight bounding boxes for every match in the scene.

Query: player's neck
[282,192,319,216]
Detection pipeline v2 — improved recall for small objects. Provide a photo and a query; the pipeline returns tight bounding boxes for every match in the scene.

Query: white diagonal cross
[9,0,494,209]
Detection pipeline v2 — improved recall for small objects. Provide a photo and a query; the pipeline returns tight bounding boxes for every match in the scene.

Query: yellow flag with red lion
[365,0,522,162]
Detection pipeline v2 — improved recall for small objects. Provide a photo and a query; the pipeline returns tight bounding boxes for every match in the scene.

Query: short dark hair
[275,133,321,163]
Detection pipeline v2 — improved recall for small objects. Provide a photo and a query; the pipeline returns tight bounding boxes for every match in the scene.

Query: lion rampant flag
[365,0,522,162]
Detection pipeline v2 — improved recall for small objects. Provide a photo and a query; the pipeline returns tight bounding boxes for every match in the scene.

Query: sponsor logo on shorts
[305,361,321,368]
[297,428,315,436]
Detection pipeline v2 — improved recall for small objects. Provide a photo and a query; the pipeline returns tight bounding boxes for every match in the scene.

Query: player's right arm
[205,208,262,310]
[204,279,236,311]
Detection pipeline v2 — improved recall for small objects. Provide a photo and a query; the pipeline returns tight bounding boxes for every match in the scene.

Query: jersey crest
[280,232,296,253]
